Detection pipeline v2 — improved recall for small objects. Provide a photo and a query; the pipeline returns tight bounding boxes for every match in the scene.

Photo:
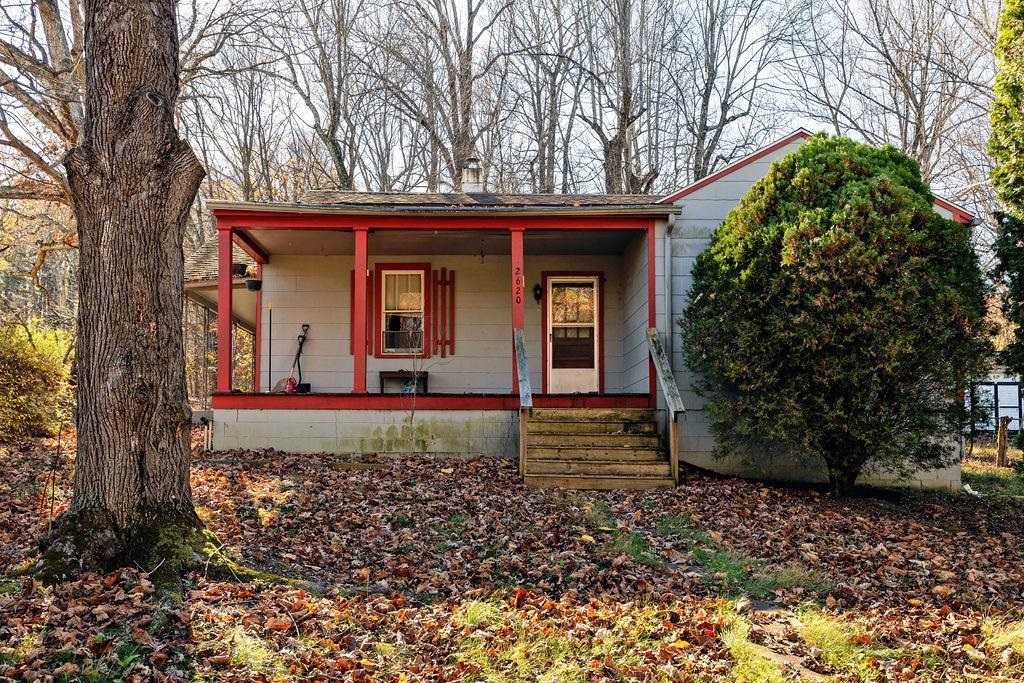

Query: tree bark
[40,0,207,580]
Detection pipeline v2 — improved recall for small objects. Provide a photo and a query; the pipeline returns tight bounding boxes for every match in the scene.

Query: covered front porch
[205,194,682,486]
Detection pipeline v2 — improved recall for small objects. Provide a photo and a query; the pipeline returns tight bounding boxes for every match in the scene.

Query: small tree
[682,134,990,496]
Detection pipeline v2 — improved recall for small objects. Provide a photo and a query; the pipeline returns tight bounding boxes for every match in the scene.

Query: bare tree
[574,0,671,194]
[274,0,370,190]
[370,0,516,191]
[791,0,992,184]
[0,0,259,203]
[501,0,582,193]
[671,0,802,182]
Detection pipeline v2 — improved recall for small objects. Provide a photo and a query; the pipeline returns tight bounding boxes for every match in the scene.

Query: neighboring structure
[969,367,1021,433]
[198,130,971,491]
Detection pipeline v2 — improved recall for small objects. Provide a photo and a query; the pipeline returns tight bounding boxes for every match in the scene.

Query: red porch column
[253,263,262,392]
[353,226,369,393]
[510,227,525,391]
[216,221,234,392]
[647,222,657,407]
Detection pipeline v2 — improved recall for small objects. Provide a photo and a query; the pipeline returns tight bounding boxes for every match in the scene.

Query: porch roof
[207,192,681,218]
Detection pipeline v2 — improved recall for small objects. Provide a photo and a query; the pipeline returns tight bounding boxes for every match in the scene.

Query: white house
[187,130,971,491]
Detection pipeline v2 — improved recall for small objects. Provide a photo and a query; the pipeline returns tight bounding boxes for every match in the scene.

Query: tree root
[26,506,297,589]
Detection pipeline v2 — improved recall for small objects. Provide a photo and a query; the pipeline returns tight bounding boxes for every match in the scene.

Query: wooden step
[528,408,656,422]
[528,420,657,435]
[525,445,665,460]
[523,474,674,490]
[526,459,671,477]
[526,433,661,448]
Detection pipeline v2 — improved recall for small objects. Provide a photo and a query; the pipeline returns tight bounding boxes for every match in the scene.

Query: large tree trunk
[40,0,207,580]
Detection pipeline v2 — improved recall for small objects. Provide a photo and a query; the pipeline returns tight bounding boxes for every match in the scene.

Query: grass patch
[220,626,287,678]
[962,460,1024,497]
[656,514,830,598]
[0,580,20,594]
[462,600,507,627]
[609,531,663,568]
[985,619,1024,657]
[721,618,786,683]
[455,600,673,682]
[798,608,907,676]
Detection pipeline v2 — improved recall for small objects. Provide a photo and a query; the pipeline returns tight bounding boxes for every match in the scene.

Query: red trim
[647,223,657,408]
[216,224,234,392]
[349,269,374,355]
[373,262,432,359]
[212,392,651,411]
[540,272,605,395]
[511,228,525,390]
[209,212,659,231]
[933,196,975,224]
[661,130,813,204]
[233,229,270,264]
[352,228,368,393]
[253,263,262,392]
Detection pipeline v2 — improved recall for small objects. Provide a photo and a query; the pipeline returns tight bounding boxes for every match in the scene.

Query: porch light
[533,283,542,303]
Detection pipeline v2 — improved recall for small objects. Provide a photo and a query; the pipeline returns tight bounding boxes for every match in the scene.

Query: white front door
[546,276,600,393]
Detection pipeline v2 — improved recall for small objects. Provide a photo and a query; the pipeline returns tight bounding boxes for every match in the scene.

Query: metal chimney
[462,157,483,193]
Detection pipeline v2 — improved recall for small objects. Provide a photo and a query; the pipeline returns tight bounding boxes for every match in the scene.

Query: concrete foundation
[211,408,519,456]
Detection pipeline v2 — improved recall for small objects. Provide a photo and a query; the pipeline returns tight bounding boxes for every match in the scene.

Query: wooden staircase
[522,408,674,489]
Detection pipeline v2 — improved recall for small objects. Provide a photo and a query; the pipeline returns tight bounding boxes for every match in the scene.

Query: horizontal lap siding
[668,137,959,490]
[261,255,352,392]
[259,252,632,395]
[368,255,511,393]
[622,233,650,393]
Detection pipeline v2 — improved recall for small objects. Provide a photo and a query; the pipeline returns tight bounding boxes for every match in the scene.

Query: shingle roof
[184,238,253,284]
[299,190,664,208]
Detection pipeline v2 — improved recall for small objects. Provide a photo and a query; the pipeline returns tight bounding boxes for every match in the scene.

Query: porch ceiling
[240,229,638,257]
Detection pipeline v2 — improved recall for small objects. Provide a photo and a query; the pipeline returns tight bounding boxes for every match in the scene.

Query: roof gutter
[205,200,681,218]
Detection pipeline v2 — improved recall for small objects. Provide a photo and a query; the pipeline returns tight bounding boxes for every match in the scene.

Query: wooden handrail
[647,327,685,483]
[513,328,532,476]
[514,328,532,409]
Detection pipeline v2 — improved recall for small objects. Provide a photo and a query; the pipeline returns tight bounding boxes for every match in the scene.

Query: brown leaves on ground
[1,436,1022,681]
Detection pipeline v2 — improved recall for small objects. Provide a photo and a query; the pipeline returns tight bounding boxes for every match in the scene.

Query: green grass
[609,531,664,568]
[454,600,674,683]
[656,514,831,598]
[985,619,1024,657]
[798,608,911,677]
[962,463,1024,497]
[220,626,287,678]
[721,618,787,683]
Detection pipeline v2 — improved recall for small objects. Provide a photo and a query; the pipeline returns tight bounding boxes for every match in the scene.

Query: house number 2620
[514,265,523,304]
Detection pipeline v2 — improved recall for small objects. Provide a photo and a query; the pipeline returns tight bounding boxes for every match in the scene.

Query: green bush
[682,134,990,496]
[0,320,74,439]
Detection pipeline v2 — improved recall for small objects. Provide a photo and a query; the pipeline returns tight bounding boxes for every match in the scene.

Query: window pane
[384,272,422,312]
[385,274,398,309]
[552,283,594,324]
[383,313,423,352]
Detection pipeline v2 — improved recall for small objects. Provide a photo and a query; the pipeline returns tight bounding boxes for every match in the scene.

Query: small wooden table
[378,370,428,394]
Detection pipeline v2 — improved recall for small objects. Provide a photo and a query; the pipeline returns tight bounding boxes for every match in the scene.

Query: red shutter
[349,269,373,354]
[431,268,455,356]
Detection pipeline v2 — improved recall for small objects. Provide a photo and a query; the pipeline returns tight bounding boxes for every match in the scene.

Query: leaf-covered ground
[1,435,1022,682]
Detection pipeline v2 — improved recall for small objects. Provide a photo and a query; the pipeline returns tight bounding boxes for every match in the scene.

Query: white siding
[259,252,635,395]
[666,135,961,490]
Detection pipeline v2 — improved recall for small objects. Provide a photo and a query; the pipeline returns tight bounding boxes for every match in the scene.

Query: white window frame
[380,268,426,355]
